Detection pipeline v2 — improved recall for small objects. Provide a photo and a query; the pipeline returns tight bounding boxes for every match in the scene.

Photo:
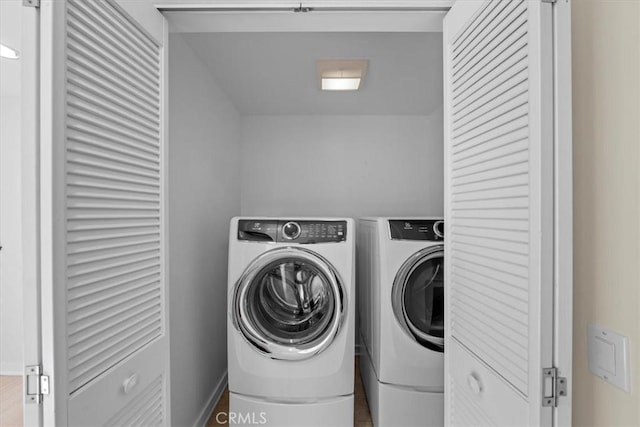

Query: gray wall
[240,113,444,218]
[0,94,23,374]
[168,34,241,427]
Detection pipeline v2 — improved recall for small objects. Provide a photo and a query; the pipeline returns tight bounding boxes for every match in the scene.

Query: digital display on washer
[238,220,347,243]
[389,220,444,241]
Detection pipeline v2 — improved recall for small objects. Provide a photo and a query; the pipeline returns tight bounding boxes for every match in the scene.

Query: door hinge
[25,365,49,404]
[542,367,567,407]
[22,0,40,7]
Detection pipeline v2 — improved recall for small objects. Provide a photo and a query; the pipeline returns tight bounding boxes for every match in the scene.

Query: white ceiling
[180,32,443,115]
[0,1,21,98]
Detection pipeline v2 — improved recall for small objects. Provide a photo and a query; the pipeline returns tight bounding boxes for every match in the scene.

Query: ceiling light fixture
[0,43,20,60]
[317,59,368,91]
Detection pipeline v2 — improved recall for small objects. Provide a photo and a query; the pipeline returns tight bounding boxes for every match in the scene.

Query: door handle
[122,373,139,394]
[467,372,483,395]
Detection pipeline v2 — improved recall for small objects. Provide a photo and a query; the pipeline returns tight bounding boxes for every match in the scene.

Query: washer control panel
[389,219,444,241]
[238,220,347,243]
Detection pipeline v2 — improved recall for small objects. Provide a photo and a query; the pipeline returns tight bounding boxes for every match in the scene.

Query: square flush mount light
[317,59,368,91]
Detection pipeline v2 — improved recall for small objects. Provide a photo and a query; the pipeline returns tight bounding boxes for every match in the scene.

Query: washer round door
[232,247,346,360]
[391,245,445,352]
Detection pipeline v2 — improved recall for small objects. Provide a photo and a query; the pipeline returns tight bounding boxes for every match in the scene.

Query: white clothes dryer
[357,218,445,427]
[227,217,355,427]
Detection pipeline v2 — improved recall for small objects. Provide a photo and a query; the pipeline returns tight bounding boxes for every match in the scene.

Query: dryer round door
[391,245,445,352]
[232,247,346,360]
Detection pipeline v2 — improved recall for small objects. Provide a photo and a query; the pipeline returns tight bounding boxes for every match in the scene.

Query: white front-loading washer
[357,218,445,427]
[227,217,355,427]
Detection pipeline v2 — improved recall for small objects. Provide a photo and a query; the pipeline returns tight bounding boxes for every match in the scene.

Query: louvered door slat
[67,56,158,114]
[69,310,160,361]
[453,137,528,172]
[68,89,158,135]
[453,239,528,265]
[66,10,159,82]
[452,173,528,196]
[451,292,527,348]
[68,274,160,310]
[452,195,529,212]
[68,270,159,301]
[69,88,159,133]
[452,2,526,80]
[66,182,159,199]
[453,80,528,133]
[455,244,528,275]
[454,257,528,290]
[68,82,160,127]
[68,103,159,142]
[80,2,158,64]
[69,314,161,362]
[454,65,527,118]
[68,113,159,148]
[453,114,528,154]
[71,1,159,70]
[68,70,159,118]
[452,8,528,88]
[451,222,529,242]
[453,232,528,255]
[68,123,159,155]
[66,37,159,101]
[445,0,555,424]
[453,34,528,99]
[68,166,160,189]
[67,282,160,328]
[454,261,528,299]
[65,0,164,397]
[451,275,528,320]
[452,186,529,205]
[69,322,162,389]
[106,375,164,426]
[451,0,504,58]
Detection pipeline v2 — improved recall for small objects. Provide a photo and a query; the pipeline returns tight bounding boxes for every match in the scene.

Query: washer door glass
[392,246,444,352]
[233,247,345,360]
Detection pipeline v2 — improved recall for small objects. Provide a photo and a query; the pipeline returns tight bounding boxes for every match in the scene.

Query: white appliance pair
[358,218,445,427]
[227,217,355,427]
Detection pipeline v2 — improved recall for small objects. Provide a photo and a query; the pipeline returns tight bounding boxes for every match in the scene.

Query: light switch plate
[587,324,631,392]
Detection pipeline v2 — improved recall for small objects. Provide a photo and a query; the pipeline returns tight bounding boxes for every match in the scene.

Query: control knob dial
[282,221,301,240]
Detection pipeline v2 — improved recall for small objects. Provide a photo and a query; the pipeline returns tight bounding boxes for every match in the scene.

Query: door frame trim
[551,1,573,425]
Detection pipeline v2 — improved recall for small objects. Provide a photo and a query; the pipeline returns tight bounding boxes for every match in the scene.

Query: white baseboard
[193,370,228,427]
[0,362,23,376]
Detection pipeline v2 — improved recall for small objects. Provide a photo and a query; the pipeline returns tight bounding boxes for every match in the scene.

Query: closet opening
[164,10,448,425]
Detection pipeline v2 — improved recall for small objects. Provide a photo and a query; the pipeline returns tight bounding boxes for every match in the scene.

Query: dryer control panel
[389,219,444,241]
[238,220,347,243]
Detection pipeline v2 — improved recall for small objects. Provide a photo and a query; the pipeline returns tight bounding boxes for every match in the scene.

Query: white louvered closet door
[40,0,169,425]
[443,1,554,426]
